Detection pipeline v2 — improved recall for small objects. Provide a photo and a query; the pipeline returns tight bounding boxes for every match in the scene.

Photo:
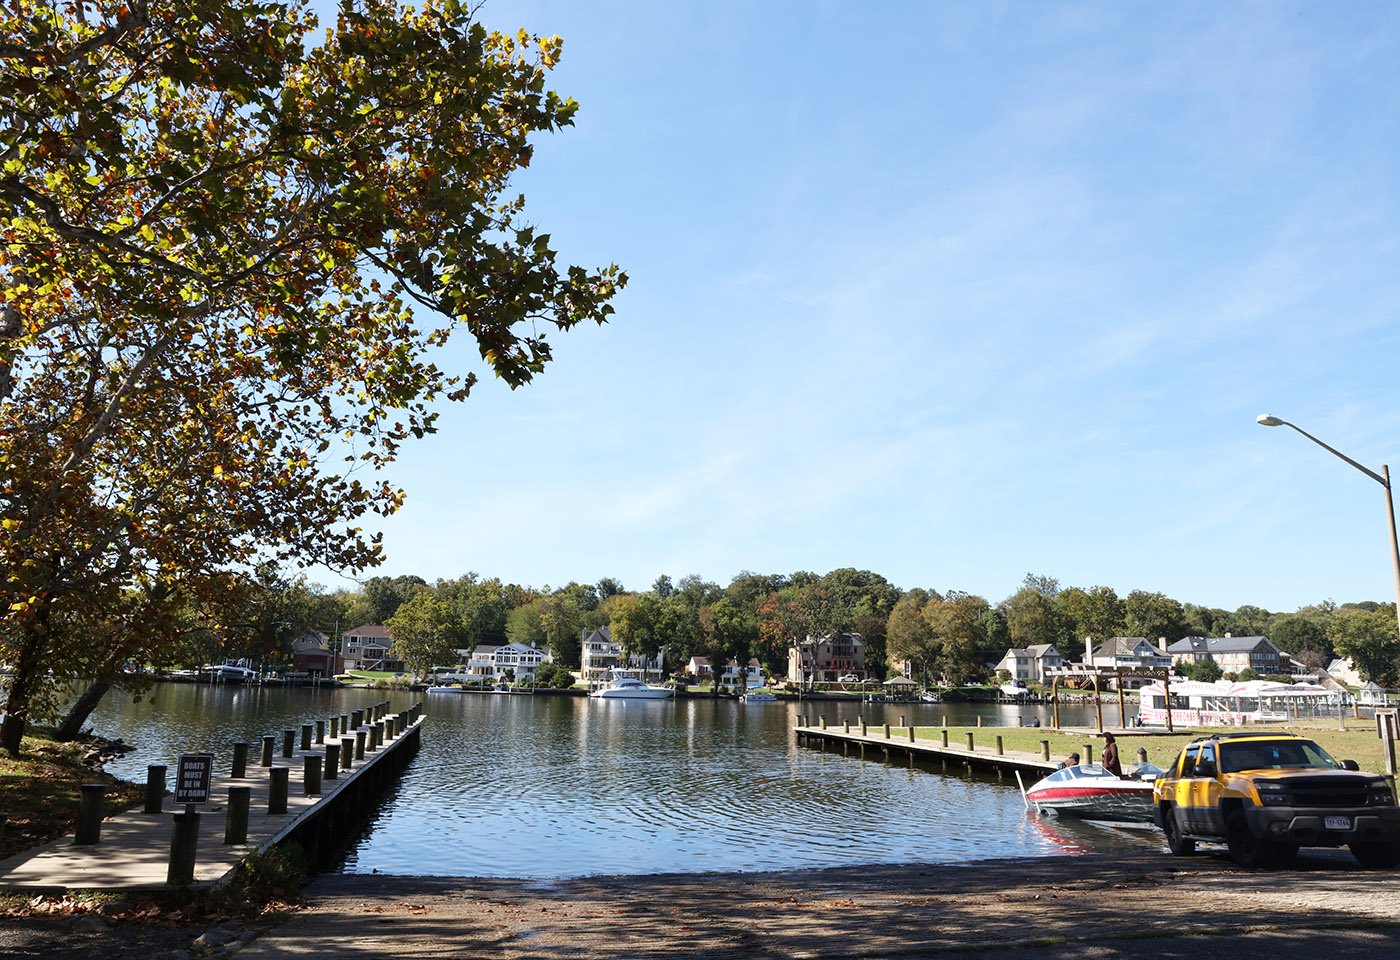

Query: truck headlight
[1368,781,1397,806]
[1255,784,1290,806]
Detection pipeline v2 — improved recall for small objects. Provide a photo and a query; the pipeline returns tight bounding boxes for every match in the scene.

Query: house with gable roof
[1081,637,1171,689]
[1165,635,1283,676]
[994,643,1063,682]
[340,624,403,673]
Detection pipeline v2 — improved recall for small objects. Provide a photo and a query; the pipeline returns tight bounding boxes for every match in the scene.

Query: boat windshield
[1047,763,1110,782]
[1220,739,1339,772]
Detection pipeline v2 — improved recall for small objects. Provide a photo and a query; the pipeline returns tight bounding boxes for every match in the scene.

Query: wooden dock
[795,716,1059,779]
[0,702,423,892]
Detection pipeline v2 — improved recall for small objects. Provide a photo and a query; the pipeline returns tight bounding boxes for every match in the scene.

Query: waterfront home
[485,642,551,684]
[994,644,1063,683]
[1165,635,1283,675]
[341,624,404,673]
[787,632,866,685]
[1081,638,1170,688]
[688,656,764,689]
[1326,657,1365,687]
[580,626,666,684]
[290,632,339,678]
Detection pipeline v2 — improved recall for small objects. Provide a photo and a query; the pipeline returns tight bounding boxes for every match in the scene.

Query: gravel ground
[4,847,1397,959]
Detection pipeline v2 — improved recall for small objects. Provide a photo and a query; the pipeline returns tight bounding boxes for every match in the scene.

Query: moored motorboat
[741,690,778,702]
[589,671,674,699]
[1023,763,1163,821]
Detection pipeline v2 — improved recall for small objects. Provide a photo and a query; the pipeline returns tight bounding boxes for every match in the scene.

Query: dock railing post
[341,737,354,770]
[883,723,890,739]
[996,735,1004,756]
[260,735,275,767]
[303,754,322,796]
[231,742,249,779]
[315,720,325,745]
[1040,740,1050,761]
[300,724,312,751]
[267,766,289,815]
[75,784,106,845]
[1084,743,1094,765]
[282,730,295,758]
[324,743,340,780]
[355,729,366,760]
[941,729,949,748]
[224,786,251,844]
[965,732,975,752]
[167,811,200,885]
[908,725,915,743]
[329,716,339,739]
[144,765,166,814]
[352,709,364,729]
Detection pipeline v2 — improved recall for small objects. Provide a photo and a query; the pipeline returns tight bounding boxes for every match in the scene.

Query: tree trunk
[55,680,114,742]
[1,629,45,757]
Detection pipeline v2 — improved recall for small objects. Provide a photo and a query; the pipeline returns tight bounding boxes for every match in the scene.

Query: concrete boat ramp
[0,702,423,892]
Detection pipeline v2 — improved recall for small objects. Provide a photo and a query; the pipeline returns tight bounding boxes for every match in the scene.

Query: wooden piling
[231,742,249,779]
[166,812,199,885]
[267,766,288,815]
[74,784,105,845]
[224,786,250,845]
[144,765,166,814]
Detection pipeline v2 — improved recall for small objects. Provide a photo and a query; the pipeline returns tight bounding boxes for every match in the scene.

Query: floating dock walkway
[0,701,423,892]
[795,714,1061,779]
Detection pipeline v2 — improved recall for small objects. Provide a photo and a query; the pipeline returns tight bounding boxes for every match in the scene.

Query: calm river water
[90,685,1155,878]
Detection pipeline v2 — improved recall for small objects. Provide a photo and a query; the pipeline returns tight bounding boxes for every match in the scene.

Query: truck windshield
[1221,739,1339,772]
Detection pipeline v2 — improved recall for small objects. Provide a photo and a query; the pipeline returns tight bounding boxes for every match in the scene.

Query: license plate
[1324,816,1351,831]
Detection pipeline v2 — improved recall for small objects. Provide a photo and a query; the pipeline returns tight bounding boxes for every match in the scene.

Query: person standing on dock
[1100,732,1122,778]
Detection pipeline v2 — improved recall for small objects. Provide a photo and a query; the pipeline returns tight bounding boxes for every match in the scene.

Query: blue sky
[328,1,1400,613]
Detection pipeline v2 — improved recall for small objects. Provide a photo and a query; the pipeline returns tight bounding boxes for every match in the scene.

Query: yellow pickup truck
[1153,733,1400,869]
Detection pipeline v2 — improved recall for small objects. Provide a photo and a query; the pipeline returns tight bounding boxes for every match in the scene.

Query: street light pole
[1256,414,1400,640]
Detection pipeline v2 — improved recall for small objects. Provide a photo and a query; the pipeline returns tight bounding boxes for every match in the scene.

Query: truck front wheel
[1349,840,1400,869]
[1161,806,1195,856]
[1225,812,1283,869]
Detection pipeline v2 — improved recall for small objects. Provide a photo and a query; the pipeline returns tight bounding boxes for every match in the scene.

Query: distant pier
[795,714,1059,779]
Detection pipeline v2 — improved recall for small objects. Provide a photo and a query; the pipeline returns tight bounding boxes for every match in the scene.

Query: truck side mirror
[1341,759,1359,771]
[1194,761,1216,778]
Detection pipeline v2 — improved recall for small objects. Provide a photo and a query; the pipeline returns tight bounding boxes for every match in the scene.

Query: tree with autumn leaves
[0,0,625,754]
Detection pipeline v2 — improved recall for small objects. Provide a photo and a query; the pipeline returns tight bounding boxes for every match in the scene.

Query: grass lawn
[899,722,1394,771]
[0,732,143,861]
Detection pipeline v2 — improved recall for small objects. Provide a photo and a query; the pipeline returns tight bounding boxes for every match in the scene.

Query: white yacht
[589,671,674,699]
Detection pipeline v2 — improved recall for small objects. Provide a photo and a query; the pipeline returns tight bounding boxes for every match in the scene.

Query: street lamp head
[1256,413,1285,427]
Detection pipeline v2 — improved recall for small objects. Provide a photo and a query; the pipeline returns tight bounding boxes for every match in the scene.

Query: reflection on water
[91,687,1145,879]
